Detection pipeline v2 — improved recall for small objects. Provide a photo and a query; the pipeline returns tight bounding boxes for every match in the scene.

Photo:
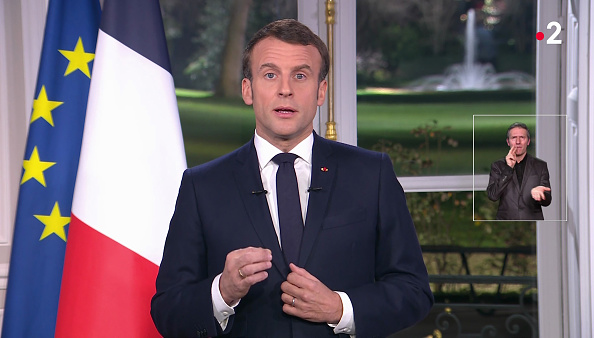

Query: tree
[499,0,535,54]
[161,0,296,92]
[161,0,209,89]
[406,0,459,55]
[356,0,417,54]
[215,0,253,98]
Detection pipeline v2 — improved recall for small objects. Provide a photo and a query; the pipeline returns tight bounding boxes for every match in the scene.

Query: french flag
[55,0,186,336]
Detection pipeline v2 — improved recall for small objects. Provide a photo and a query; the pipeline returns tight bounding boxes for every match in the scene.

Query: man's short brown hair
[507,122,531,140]
[242,19,329,83]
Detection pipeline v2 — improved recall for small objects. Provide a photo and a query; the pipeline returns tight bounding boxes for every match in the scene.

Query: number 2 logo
[547,21,562,45]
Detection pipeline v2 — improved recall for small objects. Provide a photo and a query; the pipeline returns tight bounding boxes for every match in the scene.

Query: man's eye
[295,74,305,80]
[265,73,275,79]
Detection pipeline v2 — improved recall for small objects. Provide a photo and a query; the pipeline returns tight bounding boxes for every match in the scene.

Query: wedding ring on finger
[238,268,246,279]
[292,297,296,307]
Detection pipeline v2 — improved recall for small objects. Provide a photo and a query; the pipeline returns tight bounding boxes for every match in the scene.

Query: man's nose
[278,78,293,97]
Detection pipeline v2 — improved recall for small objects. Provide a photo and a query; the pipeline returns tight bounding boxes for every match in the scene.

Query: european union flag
[2,0,100,336]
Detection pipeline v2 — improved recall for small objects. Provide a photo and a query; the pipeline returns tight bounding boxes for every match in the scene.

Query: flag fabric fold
[2,0,100,336]
[54,0,187,336]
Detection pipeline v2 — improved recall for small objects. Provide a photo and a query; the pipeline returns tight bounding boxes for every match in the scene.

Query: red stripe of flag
[55,215,161,337]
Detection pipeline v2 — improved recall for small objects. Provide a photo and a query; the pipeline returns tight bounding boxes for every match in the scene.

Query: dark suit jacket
[487,153,552,220]
[151,134,433,338]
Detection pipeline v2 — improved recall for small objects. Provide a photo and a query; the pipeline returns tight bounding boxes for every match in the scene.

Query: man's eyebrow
[258,63,313,73]
[259,63,280,72]
[292,64,313,72]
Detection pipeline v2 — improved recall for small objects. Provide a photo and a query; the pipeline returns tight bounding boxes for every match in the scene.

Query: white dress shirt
[211,131,355,336]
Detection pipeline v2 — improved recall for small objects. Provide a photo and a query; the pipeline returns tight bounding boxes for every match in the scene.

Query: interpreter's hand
[219,247,272,306]
[280,263,343,324]
[506,145,517,168]
[531,186,551,201]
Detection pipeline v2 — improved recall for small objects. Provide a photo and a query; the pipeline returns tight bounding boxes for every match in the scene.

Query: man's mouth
[275,107,296,114]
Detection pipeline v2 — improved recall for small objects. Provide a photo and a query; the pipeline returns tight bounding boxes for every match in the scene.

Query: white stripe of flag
[55,1,186,335]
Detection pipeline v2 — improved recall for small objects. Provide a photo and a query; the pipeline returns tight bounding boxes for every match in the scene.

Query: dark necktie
[272,153,303,265]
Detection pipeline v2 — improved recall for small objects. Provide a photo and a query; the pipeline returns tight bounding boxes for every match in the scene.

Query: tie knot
[272,153,298,165]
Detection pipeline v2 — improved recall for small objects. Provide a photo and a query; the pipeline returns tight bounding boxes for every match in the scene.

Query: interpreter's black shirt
[515,157,526,186]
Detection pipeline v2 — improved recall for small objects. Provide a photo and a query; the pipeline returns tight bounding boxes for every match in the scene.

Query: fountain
[406,9,535,92]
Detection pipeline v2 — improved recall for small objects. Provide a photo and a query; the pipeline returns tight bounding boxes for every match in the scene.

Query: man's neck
[516,153,527,163]
[255,129,314,153]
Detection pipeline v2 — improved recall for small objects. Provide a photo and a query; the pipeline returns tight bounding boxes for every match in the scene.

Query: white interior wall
[0,0,46,327]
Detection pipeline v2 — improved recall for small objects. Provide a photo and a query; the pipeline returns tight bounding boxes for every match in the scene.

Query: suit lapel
[299,135,336,267]
[233,139,288,276]
[511,169,520,193]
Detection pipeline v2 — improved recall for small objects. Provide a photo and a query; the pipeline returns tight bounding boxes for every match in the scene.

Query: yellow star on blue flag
[31,85,64,127]
[35,202,70,241]
[21,146,56,187]
[59,37,95,78]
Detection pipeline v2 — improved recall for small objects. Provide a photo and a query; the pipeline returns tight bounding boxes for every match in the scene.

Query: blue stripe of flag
[101,0,171,73]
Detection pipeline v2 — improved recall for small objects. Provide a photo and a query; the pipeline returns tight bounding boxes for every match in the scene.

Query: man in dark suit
[487,122,552,220]
[151,19,433,337]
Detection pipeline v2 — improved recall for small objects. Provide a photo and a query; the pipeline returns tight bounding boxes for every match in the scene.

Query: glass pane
[392,191,538,337]
[356,1,540,336]
[357,0,537,177]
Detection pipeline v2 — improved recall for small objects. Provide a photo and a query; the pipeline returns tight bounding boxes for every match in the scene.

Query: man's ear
[317,79,328,106]
[506,138,510,147]
[242,78,253,105]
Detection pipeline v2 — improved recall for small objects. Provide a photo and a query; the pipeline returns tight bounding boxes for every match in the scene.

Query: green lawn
[177,92,536,174]
[177,96,255,166]
[357,101,536,148]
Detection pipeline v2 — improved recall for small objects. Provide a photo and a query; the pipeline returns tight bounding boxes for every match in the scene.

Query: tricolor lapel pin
[320,167,328,172]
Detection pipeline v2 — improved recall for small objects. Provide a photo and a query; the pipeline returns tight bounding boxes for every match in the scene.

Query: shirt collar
[254,131,314,169]
[516,154,528,165]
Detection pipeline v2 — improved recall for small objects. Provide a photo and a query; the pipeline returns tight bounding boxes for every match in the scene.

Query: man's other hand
[281,263,343,324]
[219,247,272,306]
[531,186,551,201]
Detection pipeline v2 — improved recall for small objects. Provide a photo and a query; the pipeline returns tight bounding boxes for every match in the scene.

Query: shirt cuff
[211,273,239,330]
[328,291,356,336]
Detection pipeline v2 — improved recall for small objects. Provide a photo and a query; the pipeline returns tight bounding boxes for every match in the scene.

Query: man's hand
[219,247,272,306]
[531,186,551,201]
[506,145,517,168]
[280,263,343,324]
